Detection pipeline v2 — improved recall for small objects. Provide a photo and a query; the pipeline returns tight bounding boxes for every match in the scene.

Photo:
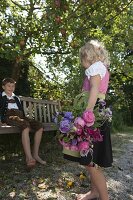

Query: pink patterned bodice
[82,61,110,94]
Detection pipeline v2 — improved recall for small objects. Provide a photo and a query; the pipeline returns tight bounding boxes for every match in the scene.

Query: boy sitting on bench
[0,78,46,168]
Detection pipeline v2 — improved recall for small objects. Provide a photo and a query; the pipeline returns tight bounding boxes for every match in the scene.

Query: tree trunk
[11,58,22,83]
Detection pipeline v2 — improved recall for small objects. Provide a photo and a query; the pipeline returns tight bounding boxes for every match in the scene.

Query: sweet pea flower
[64,112,74,120]
[53,111,60,124]
[98,99,106,107]
[75,127,83,135]
[105,108,112,117]
[53,116,58,124]
[59,119,72,133]
[59,140,70,147]
[74,117,85,128]
[77,136,83,142]
[71,138,78,145]
[78,141,89,151]
[82,110,95,127]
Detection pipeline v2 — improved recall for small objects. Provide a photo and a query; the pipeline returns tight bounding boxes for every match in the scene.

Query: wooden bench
[0,96,61,134]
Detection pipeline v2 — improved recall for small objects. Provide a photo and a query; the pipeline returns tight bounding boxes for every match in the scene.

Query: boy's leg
[21,127,35,165]
[26,119,46,164]
[6,115,36,167]
[33,127,46,165]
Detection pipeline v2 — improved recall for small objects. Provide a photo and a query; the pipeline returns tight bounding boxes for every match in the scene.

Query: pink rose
[74,117,85,128]
[82,110,95,127]
[92,129,103,142]
[85,128,103,142]
[78,141,89,151]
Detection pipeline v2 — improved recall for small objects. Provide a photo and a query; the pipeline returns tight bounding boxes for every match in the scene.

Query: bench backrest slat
[38,104,42,122]
[46,104,51,123]
[20,96,60,124]
[28,102,33,119]
[43,104,47,123]
[33,103,38,120]
[23,101,27,116]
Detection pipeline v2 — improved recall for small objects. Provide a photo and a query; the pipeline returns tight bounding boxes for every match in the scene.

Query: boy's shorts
[5,109,43,131]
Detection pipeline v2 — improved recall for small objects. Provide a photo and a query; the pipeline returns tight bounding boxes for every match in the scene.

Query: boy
[0,78,46,168]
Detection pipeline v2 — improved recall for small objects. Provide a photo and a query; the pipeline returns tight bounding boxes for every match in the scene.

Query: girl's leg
[77,177,99,200]
[77,166,109,200]
[22,127,35,164]
[88,166,109,200]
[33,128,46,164]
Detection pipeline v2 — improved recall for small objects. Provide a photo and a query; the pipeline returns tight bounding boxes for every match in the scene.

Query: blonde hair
[79,40,110,67]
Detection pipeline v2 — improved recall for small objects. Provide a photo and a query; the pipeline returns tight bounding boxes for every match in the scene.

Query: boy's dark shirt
[0,93,25,123]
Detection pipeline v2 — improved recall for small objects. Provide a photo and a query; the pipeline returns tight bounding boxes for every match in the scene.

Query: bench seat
[0,123,57,134]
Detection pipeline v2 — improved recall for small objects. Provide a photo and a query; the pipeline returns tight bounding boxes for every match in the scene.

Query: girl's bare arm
[86,75,101,110]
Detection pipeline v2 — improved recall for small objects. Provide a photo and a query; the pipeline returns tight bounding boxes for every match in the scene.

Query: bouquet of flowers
[53,92,112,159]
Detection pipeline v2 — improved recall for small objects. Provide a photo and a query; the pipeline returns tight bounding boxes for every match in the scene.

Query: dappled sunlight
[0,131,133,199]
[107,177,124,192]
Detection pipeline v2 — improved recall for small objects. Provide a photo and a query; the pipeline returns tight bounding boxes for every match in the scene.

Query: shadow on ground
[0,130,133,200]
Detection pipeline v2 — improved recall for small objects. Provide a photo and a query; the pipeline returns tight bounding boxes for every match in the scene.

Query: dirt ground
[0,130,133,200]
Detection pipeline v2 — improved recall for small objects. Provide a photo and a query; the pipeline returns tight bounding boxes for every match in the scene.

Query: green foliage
[73,91,89,117]
[0,0,132,126]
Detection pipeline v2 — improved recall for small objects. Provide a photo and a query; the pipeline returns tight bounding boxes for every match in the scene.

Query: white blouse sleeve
[85,61,106,80]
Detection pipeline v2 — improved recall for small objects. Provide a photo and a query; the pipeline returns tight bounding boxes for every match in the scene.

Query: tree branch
[10,0,26,10]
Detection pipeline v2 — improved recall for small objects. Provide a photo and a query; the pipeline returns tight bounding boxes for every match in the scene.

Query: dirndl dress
[63,61,113,168]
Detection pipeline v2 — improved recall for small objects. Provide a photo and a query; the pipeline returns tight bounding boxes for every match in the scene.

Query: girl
[76,40,113,200]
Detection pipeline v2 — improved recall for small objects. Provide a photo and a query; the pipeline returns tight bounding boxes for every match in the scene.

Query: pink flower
[75,127,83,135]
[63,146,70,150]
[92,129,103,142]
[85,127,103,142]
[77,136,83,142]
[85,127,95,135]
[59,140,70,147]
[78,141,89,151]
[70,145,79,151]
[74,117,85,128]
[82,110,95,127]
